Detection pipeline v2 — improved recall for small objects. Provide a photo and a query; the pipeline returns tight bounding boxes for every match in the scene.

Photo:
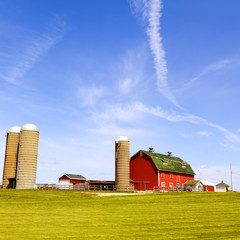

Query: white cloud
[196,131,213,137]
[1,17,66,85]
[77,84,105,107]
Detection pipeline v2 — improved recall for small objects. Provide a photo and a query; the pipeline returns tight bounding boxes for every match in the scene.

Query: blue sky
[0,0,240,190]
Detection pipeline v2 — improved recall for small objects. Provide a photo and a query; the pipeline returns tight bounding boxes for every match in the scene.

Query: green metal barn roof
[216,180,229,187]
[184,180,201,185]
[140,150,195,175]
[64,174,86,180]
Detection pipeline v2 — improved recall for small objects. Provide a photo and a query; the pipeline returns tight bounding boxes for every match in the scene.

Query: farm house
[130,148,195,190]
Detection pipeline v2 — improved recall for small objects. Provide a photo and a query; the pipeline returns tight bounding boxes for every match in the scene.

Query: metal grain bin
[16,123,39,189]
[115,136,130,191]
[2,126,21,188]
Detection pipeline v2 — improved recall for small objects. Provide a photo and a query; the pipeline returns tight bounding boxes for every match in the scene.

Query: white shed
[183,180,204,191]
[215,181,229,192]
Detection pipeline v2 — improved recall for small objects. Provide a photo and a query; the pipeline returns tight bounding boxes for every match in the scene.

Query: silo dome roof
[8,126,21,133]
[115,136,129,143]
[21,123,39,132]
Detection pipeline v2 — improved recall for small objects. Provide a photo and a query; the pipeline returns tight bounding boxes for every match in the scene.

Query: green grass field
[0,190,239,239]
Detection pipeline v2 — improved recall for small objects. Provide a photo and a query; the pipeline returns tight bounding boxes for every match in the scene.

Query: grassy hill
[0,190,239,239]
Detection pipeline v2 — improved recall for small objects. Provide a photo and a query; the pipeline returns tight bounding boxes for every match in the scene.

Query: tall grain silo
[115,136,130,191]
[2,126,21,188]
[16,123,39,189]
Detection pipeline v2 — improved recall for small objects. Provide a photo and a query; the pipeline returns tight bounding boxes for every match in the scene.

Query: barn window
[163,161,168,166]
[177,183,180,188]
[161,182,165,187]
[169,183,173,188]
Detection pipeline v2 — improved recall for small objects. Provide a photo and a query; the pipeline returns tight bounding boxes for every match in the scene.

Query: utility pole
[230,164,233,191]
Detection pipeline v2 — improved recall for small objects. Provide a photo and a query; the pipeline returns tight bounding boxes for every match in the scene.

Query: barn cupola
[168,151,172,157]
[149,147,154,153]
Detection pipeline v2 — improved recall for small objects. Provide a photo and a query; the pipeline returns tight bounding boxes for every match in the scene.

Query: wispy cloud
[181,131,213,138]
[130,0,180,107]
[132,102,240,147]
[179,59,234,92]
[87,100,240,148]
[117,50,145,94]
[0,17,66,85]
[90,103,142,123]
[219,143,239,151]
[196,131,213,137]
[77,84,105,107]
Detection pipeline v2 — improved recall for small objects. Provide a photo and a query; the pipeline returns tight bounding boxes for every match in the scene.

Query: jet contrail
[146,0,180,107]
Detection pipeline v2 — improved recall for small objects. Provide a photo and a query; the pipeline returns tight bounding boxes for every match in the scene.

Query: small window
[161,182,165,187]
[182,165,186,168]
[169,183,173,188]
[177,183,180,188]
[163,161,168,166]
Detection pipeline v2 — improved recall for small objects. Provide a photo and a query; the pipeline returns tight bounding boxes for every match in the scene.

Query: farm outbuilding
[215,181,229,192]
[59,174,86,186]
[183,180,204,191]
[201,180,216,192]
[130,148,195,190]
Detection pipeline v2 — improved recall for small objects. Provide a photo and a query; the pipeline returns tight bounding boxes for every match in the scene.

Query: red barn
[59,173,86,185]
[130,148,195,190]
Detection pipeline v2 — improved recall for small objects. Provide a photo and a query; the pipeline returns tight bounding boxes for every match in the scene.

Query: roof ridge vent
[168,151,172,157]
[149,147,154,153]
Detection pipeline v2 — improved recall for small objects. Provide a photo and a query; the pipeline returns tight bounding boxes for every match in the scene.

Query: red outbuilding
[201,181,215,192]
[59,173,86,185]
[130,148,195,190]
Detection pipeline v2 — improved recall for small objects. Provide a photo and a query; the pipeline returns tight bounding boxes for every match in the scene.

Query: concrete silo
[2,126,21,188]
[115,136,130,191]
[16,123,39,189]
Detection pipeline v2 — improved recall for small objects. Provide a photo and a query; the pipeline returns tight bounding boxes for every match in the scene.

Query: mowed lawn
[0,190,239,239]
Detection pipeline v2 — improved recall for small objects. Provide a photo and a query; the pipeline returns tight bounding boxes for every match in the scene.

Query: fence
[36,184,134,191]
[153,186,200,192]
